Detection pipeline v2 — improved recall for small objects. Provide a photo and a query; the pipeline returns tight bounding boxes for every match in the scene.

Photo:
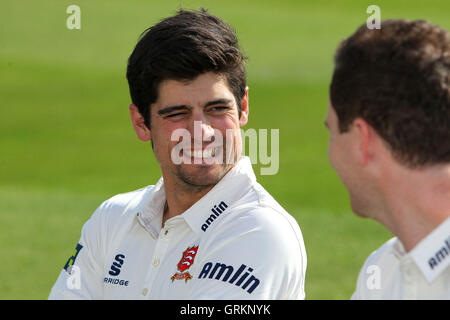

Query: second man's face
[149,72,248,189]
[326,101,369,218]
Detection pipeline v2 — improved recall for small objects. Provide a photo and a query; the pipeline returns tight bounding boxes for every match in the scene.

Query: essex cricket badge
[171,246,199,283]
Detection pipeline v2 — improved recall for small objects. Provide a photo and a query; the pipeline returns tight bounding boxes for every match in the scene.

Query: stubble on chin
[173,162,231,192]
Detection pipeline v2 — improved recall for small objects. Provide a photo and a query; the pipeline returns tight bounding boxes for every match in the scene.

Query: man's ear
[129,104,151,142]
[239,86,249,127]
[352,118,374,166]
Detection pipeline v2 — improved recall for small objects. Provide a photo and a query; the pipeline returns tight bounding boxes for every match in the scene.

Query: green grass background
[1,0,449,299]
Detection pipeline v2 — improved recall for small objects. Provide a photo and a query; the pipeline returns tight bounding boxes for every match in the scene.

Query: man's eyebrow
[157,99,234,116]
[324,120,330,129]
[203,98,234,108]
[157,105,189,116]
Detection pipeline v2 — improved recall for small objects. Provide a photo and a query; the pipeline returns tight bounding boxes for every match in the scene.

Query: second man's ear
[129,104,152,142]
[353,118,374,167]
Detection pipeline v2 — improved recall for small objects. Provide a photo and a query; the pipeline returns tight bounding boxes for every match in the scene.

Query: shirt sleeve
[189,207,307,300]
[48,206,106,300]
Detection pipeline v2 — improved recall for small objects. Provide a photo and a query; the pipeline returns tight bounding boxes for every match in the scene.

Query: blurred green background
[1,0,449,299]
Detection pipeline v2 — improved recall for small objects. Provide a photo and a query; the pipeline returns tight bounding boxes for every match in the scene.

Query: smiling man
[133,71,247,225]
[49,9,306,300]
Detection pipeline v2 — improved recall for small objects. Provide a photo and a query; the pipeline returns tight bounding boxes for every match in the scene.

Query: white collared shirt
[351,218,450,299]
[49,157,307,300]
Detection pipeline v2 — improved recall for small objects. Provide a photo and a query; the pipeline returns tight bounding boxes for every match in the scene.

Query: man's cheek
[222,129,240,164]
[328,146,340,172]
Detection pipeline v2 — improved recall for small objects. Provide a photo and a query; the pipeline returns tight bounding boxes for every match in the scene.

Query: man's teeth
[185,148,217,159]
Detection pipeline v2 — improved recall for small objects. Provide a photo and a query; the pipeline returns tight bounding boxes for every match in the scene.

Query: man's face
[325,103,351,180]
[325,101,372,217]
[149,72,248,189]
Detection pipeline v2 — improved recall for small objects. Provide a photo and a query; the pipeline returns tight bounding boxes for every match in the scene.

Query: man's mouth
[183,147,218,160]
[171,138,233,165]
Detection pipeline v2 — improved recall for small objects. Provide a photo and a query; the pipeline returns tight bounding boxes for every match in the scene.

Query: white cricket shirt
[351,217,450,299]
[49,157,307,299]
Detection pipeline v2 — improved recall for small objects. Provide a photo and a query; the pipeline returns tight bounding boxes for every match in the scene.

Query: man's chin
[349,197,372,219]
[175,162,230,187]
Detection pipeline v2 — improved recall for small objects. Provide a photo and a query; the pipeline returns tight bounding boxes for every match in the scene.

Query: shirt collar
[182,156,256,235]
[136,178,166,238]
[393,217,450,283]
[138,156,256,237]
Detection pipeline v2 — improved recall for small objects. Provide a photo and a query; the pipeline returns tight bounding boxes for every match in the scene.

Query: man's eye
[209,106,228,112]
[165,112,186,118]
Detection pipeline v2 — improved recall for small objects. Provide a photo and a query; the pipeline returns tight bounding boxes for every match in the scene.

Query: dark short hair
[330,19,450,167]
[126,8,247,129]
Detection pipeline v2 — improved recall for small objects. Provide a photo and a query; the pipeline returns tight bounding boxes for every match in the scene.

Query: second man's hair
[330,19,450,167]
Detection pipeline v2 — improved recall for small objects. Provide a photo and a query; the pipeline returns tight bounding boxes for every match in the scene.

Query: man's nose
[190,113,215,142]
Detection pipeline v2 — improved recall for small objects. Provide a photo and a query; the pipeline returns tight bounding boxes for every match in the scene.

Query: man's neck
[161,177,214,227]
[377,164,450,252]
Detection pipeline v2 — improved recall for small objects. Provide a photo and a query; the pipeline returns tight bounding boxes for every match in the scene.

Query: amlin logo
[198,262,260,294]
[201,201,228,232]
